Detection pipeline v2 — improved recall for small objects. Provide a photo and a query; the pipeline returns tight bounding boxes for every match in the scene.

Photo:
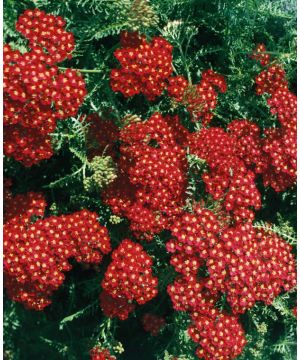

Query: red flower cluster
[120,31,145,48]
[166,199,295,358]
[167,201,296,315]
[110,32,227,125]
[167,75,189,101]
[166,206,220,276]
[4,186,46,225]
[206,224,296,314]
[103,113,188,240]
[167,259,246,360]
[101,239,158,319]
[99,290,136,321]
[255,64,288,96]
[262,127,296,191]
[90,346,116,360]
[85,113,120,160]
[4,191,111,310]
[227,119,266,173]
[167,275,216,313]
[111,32,173,100]
[189,309,246,360]
[168,70,227,124]
[169,252,202,277]
[4,125,54,166]
[250,43,270,66]
[253,46,296,191]
[268,88,297,131]
[188,126,261,220]
[16,9,75,64]
[189,108,295,197]
[4,9,86,166]
[142,313,166,336]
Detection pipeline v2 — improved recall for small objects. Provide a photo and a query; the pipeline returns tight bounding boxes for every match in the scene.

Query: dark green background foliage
[4,0,296,359]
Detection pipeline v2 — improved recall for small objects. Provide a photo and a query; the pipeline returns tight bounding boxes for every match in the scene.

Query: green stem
[178,44,192,83]
[172,63,178,75]
[43,165,84,189]
[58,67,103,73]
[59,300,98,329]
[240,51,294,57]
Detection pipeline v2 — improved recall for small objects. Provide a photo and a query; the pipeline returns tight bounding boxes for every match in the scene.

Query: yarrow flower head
[4,189,111,310]
[167,205,220,261]
[90,346,116,360]
[250,43,270,66]
[252,45,297,191]
[110,33,173,100]
[206,224,296,313]
[15,9,75,64]
[142,313,166,336]
[167,275,217,313]
[168,70,226,125]
[189,309,246,360]
[255,64,288,96]
[4,10,86,166]
[188,126,261,220]
[101,239,158,317]
[103,113,188,240]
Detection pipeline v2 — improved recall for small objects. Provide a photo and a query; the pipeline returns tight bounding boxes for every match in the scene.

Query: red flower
[142,313,166,336]
[189,309,246,360]
[90,346,116,360]
[252,46,296,191]
[99,291,135,321]
[102,239,158,312]
[103,113,188,240]
[4,191,111,310]
[251,43,270,66]
[4,10,86,166]
[110,33,173,100]
[167,70,226,124]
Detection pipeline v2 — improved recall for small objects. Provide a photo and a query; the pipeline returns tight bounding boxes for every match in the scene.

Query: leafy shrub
[3,0,296,359]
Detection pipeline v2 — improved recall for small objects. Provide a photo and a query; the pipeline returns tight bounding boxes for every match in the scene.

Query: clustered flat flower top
[4,9,86,166]
[100,239,158,319]
[103,112,188,241]
[142,313,166,336]
[111,31,173,100]
[90,346,116,360]
[168,70,226,124]
[4,181,111,310]
[189,309,246,360]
